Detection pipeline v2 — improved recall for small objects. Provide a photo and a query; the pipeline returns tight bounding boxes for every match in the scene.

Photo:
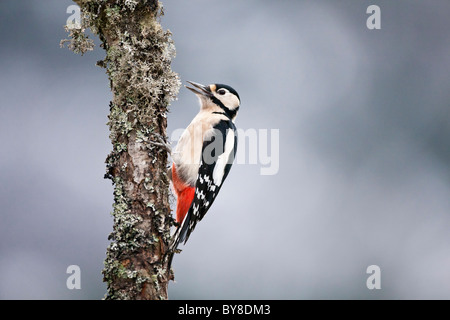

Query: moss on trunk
[63,0,180,300]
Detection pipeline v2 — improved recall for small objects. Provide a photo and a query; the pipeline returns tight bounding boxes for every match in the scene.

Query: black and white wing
[176,119,237,246]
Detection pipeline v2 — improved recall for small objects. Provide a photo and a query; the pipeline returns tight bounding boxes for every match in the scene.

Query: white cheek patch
[215,92,240,110]
[212,129,235,185]
[225,95,240,110]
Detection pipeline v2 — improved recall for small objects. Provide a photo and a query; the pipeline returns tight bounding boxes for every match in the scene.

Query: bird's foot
[148,132,172,155]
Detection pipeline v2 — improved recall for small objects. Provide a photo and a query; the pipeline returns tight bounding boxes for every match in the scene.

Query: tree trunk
[64,0,180,300]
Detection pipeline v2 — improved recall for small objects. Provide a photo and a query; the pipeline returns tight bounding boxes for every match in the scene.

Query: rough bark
[63,0,180,300]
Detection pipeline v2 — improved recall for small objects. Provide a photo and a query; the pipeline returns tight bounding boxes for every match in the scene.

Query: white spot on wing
[213,129,235,185]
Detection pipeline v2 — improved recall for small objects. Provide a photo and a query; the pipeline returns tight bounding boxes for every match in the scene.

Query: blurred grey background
[1,0,450,299]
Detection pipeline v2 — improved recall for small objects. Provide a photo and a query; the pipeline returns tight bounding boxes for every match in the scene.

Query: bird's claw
[148,132,172,155]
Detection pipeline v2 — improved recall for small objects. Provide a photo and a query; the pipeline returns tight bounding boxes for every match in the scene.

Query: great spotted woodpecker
[170,81,240,250]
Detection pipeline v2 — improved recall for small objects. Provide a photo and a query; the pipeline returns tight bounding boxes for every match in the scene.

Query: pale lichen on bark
[63,0,180,300]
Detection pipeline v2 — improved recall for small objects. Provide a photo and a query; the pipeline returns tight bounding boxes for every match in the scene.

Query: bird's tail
[169,209,191,251]
[166,165,195,273]
[166,212,190,275]
[166,188,194,274]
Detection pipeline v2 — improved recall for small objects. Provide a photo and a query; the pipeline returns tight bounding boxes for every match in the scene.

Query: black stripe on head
[210,102,238,120]
[209,84,240,119]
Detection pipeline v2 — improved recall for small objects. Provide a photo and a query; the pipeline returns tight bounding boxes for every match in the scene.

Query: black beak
[185,81,212,97]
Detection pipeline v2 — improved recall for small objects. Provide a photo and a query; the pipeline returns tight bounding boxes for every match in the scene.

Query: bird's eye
[217,89,226,95]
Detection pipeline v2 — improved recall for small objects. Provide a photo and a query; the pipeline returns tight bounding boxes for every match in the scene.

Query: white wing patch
[212,129,235,185]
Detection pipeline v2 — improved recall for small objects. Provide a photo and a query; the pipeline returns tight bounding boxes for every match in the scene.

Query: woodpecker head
[186,81,240,120]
